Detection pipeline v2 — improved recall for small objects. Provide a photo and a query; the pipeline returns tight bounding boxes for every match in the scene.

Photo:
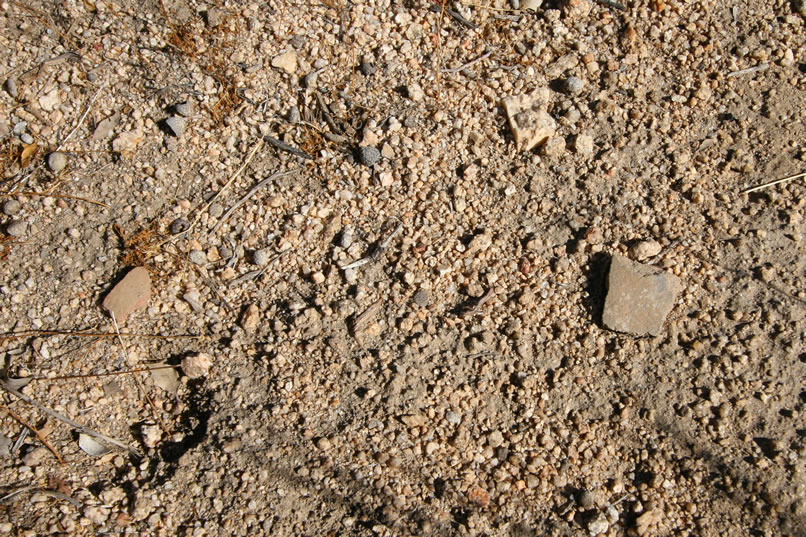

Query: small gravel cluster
[0,0,804,535]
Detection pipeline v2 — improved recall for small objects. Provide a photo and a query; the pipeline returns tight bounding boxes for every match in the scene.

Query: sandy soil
[0,0,805,535]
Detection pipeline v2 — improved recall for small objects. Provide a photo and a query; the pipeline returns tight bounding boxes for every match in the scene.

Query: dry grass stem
[742,171,806,194]
[0,329,199,342]
[1,403,65,464]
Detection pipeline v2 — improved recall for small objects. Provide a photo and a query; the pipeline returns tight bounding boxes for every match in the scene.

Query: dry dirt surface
[1,0,805,535]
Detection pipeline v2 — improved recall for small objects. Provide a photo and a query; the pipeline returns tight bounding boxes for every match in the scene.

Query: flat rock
[102,267,151,324]
[602,254,680,336]
[502,88,557,151]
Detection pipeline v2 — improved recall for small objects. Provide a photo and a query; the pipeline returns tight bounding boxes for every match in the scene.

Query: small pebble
[587,512,609,536]
[407,83,425,102]
[4,78,18,99]
[412,289,429,307]
[272,51,298,74]
[5,219,26,237]
[2,199,21,216]
[359,61,376,76]
[358,146,381,166]
[181,352,212,378]
[563,76,585,94]
[288,106,301,123]
[577,489,595,509]
[445,411,461,425]
[189,250,207,265]
[521,0,542,9]
[488,430,504,448]
[208,203,224,218]
[47,152,68,173]
[165,116,186,137]
[574,134,594,156]
[20,133,33,144]
[170,217,190,234]
[316,437,331,450]
[253,248,271,267]
[628,239,662,261]
[302,71,318,88]
[240,303,260,331]
[340,226,354,249]
[175,102,193,117]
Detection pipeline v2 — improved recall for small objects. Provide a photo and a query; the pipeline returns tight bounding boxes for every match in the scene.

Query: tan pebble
[316,437,331,450]
[272,51,298,74]
[181,352,212,379]
[628,240,662,261]
[240,303,260,331]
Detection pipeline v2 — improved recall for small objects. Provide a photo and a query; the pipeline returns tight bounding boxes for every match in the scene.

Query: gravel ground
[1,0,805,535]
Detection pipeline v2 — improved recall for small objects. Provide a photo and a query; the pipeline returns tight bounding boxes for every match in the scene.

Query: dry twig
[352,299,382,332]
[340,221,403,270]
[211,169,298,233]
[162,138,264,244]
[0,190,108,207]
[0,329,199,342]
[742,171,806,194]
[1,404,64,464]
[263,135,314,160]
[727,63,769,78]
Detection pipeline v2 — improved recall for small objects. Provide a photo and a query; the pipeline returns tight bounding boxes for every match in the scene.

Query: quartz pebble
[47,152,68,172]
[102,267,152,324]
[602,254,681,336]
[573,134,594,155]
[407,83,425,102]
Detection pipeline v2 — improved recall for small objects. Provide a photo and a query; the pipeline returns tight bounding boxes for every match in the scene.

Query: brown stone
[602,254,680,336]
[102,267,151,324]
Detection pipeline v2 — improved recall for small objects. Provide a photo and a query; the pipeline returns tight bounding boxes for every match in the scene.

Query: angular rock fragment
[602,254,680,336]
[502,88,557,151]
[102,267,151,324]
[272,51,298,74]
[181,352,212,379]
